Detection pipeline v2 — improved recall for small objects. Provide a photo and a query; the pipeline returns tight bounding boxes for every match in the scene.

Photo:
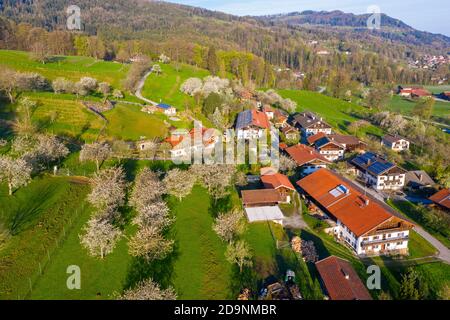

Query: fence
[15,203,87,300]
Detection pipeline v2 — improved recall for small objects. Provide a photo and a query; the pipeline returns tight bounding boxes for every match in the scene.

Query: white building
[350,152,406,191]
[292,112,332,137]
[235,109,270,140]
[382,135,410,152]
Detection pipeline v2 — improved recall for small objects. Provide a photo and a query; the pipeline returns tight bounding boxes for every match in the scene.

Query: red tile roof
[429,189,450,210]
[315,256,372,300]
[241,189,283,206]
[251,109,270,129]
[307,132,327,145]
[261,173,295,191]
[285,144,330,166]
[296,168,411,237]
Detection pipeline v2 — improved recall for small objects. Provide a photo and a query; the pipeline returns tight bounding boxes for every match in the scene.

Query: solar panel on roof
[236,110,253,129]
[368,161,394,175]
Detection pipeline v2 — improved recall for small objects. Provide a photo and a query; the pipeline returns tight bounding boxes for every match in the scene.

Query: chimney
[419,173,423,181]
[365,199,370,206]
[341,269,350,280]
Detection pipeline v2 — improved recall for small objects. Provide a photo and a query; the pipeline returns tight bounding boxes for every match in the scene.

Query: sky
[166,0,450,36]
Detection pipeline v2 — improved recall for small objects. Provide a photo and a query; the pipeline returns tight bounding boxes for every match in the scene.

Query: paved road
[414,226,450,264]
[135,70,158,105]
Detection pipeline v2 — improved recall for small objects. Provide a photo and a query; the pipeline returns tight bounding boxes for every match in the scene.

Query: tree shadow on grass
[299,229,330,260]
[8,183,59,235]
[208,194,233,219]
[228,266,259,300]
[123,249,179,292]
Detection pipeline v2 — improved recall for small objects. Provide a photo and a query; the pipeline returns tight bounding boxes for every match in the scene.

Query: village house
[437,92,450,101]
[241,189,285,225]
[350,152,407,191]
[405,170,435,191]
[280,125,299,142]
[429,189,450,212]
[292,112,332,137]
[381,134,410,151]
[273,109,288,128]
[297,169,414,256]
[235,109,270,140]
[315,256,372,300]
[165,127,218,158]
[157,103,177,116]
[284,144,331,175]
[308,133,366,152]
[310,136,345,161]
[397,86,432,98]
[261,173,296,203]
[262,105,275,120]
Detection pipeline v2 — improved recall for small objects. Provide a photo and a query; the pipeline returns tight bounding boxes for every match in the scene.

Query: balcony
[361,235,409,247]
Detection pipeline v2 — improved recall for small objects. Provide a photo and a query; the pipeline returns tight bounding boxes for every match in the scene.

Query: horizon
[166,0,450,37]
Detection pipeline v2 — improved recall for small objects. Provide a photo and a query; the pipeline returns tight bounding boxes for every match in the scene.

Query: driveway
[135,70,158,105]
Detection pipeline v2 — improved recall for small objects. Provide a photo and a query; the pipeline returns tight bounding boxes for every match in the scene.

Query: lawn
[142,63,210,111]
[387,200,450,249]
[388,95,449,117]
[278,90,384,137]
[0,50,129,89]
[0,176,91,299]
[102,103,168,141]
[168,185,232,299]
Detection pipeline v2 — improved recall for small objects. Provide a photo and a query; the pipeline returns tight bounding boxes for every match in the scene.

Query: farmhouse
[437,92,450,101]
[398,86,432,98]
[312,136,345,161]
[297,168,413,256]
[157,103,177,116]
[315,256,372,300]
[429,189,450,211]
[261,173,296,203]
[165,127,218,158]
[350,152,406,190]
[381,134,410,151]
[235,109,270,140]
[292,112,332,137]
[285,144,331,175]
[273,109,288,128]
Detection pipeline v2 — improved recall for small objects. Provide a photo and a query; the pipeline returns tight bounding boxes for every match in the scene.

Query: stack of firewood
[291,236,302,254]
[301,240,318,263]
[238,288,251,300]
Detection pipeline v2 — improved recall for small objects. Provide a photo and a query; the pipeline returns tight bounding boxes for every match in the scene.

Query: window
[397,242,403,246]
[387,234,391,238]
[373,236,379,240]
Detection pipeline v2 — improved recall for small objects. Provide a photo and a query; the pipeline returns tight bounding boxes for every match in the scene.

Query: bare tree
[0,156,32,195]
[225,240,253,273]
[128,225,174,261]
[0,66,17,103]
[213,209,245,243]
[119,278,177,300]
[190,164,235,200]
[163,168,196,201]
[180,77,203,96]
[80,217,122,259]
[88,166,126,212]
[80,142,112,171]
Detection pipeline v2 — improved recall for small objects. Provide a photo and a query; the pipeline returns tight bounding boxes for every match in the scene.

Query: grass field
[0,176,91,299]
[278,90,384,137]
[142,63,210,111]
[0,50,129,89]
[389,95,449,117]
[388,200,450,249]
[168,185,232,299]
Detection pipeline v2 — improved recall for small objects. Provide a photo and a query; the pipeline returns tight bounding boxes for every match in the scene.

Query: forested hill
[255,10,450,48]
[1,0,449,50]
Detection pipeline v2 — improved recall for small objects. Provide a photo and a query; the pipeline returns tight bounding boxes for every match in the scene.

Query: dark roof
[157,103,173,109]
[382,134,409,144]
[351,152,404,176]
[293,112,331,129]
[405,171,435,187]
[315,136,344,150]
[315,256,372,300]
